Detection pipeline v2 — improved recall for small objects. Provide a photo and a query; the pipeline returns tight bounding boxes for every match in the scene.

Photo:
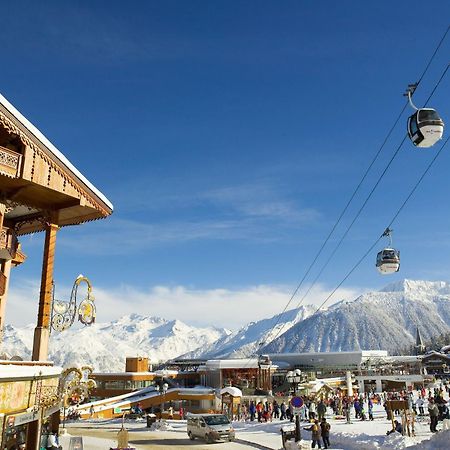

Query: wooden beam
[32,221,59,361]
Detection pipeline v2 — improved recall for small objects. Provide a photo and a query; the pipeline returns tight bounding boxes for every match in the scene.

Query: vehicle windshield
[418,109,441,122]
[204,415,230,425]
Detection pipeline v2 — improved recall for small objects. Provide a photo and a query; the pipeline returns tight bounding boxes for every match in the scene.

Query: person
[353,399,360,419]
[309,400,317,420]
[317,400,327,422]
[300,403,308,421]
[368,399,374,421]
[168,406,174,419]
[89,404,95,418]
[288,403,294,422]
[428,398,439,433]
[320,418,331,449]
[304,419,322,449]
[273,401,280,419]
[256,401,264,422]
[360,402,366,421]
[343,401,351,424]
[386,420,403,435]
[46,432,59,450]
[280,402,286,420]
[416,396,425,415]
[179,405,184,420]
[249,401,256,421]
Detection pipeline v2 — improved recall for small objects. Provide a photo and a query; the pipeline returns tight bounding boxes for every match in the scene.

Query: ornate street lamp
[286,369,303,395]
[51,275,96,332]
[155,382,169,421]
[286,369,303,442]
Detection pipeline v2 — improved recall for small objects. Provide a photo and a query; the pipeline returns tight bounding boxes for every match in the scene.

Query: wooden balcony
[0,145,22,178]
[0,227,18,260]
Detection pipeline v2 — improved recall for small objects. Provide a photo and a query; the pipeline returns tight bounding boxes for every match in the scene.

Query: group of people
[304,418,331,449]
[245,398,330,423]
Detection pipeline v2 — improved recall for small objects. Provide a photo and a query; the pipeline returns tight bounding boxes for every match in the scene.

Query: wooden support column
[0,259,12,340]
[0,202,9,343]
[32,222,59,361]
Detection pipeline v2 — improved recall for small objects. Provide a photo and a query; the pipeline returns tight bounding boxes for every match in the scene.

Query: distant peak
[379,279,450,295]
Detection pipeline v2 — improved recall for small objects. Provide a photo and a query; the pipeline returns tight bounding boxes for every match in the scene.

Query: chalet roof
[0,92,113,233]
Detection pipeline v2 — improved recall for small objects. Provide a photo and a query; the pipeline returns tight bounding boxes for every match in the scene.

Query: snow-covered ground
[62,400,450,449]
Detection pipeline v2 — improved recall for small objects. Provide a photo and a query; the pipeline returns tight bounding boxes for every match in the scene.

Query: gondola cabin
[376,248,400,274]
[407,108,444,148]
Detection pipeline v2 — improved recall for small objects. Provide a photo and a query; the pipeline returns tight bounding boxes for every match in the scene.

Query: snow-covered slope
[181,305,315,359]
[1,314,229,372]
[3,280,450,370]
[263,279,450,354]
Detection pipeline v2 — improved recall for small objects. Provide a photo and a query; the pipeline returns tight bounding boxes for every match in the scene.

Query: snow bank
[407,430,450,449]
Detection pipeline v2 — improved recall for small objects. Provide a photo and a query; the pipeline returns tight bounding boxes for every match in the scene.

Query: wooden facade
[0,93,112,450]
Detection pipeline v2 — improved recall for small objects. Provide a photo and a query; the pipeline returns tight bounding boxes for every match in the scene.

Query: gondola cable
[254,26,450,354]
[268,60,449,343]
[257,61,449,351]
[312,134,450,317]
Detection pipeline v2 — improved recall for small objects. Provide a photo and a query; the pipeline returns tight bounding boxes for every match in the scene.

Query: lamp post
[286,369,303,442]
[155,382,169,421]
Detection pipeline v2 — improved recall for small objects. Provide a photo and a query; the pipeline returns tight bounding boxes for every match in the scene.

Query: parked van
[186,413,235,443]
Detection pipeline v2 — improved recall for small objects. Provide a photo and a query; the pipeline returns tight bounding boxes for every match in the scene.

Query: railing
[0,145,22,178]
[0,227,18,260]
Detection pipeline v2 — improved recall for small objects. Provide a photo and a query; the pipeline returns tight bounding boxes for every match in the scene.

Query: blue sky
[2,1,450,328]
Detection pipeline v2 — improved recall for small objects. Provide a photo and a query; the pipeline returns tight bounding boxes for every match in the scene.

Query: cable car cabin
[407,108,444,148]
[376,248,400,274]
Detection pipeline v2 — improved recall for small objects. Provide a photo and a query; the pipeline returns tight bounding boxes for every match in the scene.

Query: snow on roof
[154,369,178,376]
[0,92,113,211]
[220,387,243,397]
[206,359,261,369]
[269,351,389,368]
[0,363,62,379]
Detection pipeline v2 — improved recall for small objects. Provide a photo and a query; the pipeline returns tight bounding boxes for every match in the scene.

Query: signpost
[290,396,303,442]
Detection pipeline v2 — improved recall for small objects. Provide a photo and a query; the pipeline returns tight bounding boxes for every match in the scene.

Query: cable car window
[418,109,440,122]
[409,116,418,135]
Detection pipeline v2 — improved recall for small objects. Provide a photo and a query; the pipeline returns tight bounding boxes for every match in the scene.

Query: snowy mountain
[1,314,229,372]
[3,280,450,371]
[181,305,315,359]
[263,279,450,354]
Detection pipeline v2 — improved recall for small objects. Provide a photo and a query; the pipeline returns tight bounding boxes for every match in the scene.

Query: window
[418,109,440,122]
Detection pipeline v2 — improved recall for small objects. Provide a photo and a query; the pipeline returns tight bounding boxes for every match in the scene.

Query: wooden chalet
[0,92,112,450]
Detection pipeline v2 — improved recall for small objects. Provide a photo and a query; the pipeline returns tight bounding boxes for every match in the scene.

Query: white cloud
[5,280,364,331]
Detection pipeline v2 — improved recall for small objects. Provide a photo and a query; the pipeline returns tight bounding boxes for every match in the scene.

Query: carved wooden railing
[0,227,18,260]
[0,145,22,178]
